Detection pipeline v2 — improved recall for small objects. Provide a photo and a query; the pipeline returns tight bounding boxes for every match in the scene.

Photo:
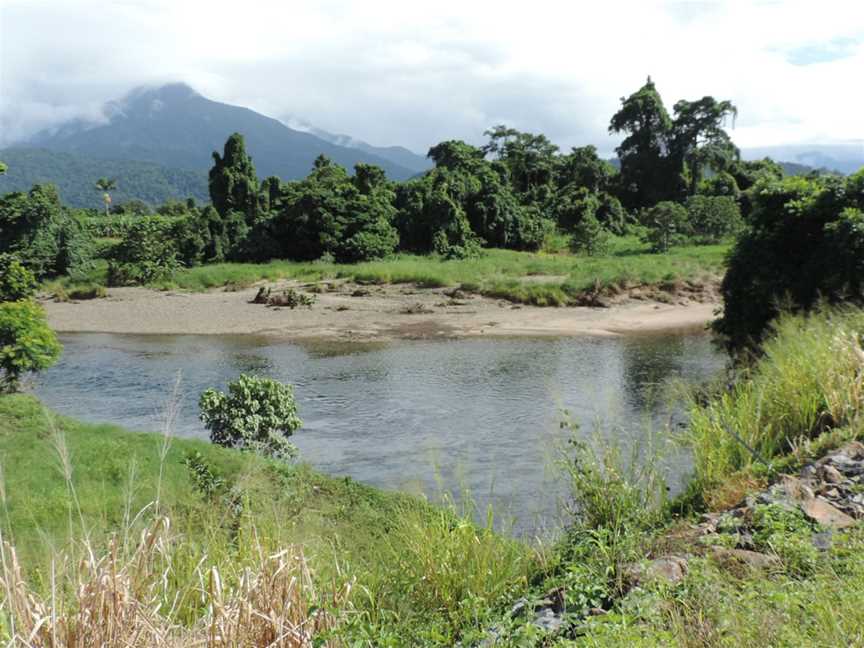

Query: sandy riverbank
[44,279,720,341]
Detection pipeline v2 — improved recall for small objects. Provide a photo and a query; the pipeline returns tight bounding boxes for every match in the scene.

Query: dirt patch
[44,278,721,342]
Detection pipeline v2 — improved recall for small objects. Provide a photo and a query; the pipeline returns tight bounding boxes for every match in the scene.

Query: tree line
[1,78,862,352]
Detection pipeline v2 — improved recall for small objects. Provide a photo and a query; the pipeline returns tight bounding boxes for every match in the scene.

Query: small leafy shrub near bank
[0,253,37,301]
[107,216,182,285]
[0,299,61,392]
[199,373,302,459]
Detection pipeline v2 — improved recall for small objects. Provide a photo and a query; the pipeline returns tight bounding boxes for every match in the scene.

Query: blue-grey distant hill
[14,83,420,184]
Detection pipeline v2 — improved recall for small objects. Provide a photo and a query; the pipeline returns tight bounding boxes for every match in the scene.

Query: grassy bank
[46,237,728,306]
[0,395,536,645]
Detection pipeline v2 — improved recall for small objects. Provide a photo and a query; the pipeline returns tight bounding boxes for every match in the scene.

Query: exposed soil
[44,278,721,341]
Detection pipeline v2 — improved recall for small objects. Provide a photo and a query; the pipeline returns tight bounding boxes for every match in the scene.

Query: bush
[685,194,744,243]
[0,253,37,301]
[199,374,302,459]
[641,201,690,253]
[0,300,62,392]
[107,216,181,286]
[570,212,612,256]
[715,171,864,349]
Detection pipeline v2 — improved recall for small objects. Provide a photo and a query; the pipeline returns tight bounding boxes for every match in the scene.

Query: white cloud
[1,0,863,153]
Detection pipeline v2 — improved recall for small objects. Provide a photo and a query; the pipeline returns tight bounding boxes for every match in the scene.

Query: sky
[1,0,863,155]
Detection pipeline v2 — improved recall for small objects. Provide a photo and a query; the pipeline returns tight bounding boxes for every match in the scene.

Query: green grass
[155,237,729,304]
[0,394,536,644]
[684,308,864,509]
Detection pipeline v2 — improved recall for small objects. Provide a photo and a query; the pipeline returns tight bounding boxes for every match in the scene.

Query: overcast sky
[2,0,863,154]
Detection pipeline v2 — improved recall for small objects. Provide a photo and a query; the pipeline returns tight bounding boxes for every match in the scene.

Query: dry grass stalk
[0,517,351,647]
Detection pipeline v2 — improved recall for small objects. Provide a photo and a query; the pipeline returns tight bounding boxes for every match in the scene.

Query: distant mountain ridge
[281,116,433,174]
[19,83,420,181]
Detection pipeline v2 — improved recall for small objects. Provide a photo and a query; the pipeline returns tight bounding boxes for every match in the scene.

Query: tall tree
[209,133,259,222]
[94,177,117,216]
[670,97,738,196]
[609,77,674,209]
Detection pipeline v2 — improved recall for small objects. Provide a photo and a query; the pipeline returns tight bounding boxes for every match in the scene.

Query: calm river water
[35,331,725,536]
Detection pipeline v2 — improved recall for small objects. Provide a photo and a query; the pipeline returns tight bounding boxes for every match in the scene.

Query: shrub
[641,201,690,252]
[685,194,744,243]
[199,374,302,459]
[107,216,181,286]
[0,299,62,392]
[715,171,864,349]
[570,212,612,256]
[0,253,37,301]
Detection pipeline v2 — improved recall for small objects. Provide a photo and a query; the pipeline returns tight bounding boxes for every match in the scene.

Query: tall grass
[0,517,352,646]
[686,308,864,505]
[149,240,728,305]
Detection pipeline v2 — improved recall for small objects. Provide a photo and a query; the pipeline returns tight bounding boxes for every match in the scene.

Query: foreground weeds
[0,517,350,647]
[687,308,864,508]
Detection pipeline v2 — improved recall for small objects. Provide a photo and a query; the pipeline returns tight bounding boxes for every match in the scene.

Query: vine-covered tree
[715,169,864,350]
[209,133,260,222]
[610,78,737,209]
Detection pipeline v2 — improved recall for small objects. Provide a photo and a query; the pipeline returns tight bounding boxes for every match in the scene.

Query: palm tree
[95,178,117,216]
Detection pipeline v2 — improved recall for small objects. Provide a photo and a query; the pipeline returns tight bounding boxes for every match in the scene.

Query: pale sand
[44,279,720,341]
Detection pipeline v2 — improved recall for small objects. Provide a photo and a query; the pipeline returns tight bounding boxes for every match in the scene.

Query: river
[35,331,726,536]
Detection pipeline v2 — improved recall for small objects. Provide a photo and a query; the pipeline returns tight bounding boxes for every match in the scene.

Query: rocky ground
[486,441,864,643]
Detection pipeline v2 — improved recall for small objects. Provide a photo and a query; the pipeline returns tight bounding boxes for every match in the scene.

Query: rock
[588,607,607,616]
[532,608,565,633]
[778,475,815,503]
[812,531,833,551]
[711,548,781,570]
[626,556,688,587]
[819,464,845,484]
[801,497,857,529]
[839,441,864,460]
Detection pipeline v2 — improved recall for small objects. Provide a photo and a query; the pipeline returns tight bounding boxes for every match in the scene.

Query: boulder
[711,548,781,570]
[801,497,856,529]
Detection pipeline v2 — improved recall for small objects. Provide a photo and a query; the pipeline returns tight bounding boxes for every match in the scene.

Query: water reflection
[35,332,726,536]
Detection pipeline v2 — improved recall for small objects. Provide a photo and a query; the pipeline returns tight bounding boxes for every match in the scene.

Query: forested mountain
[0,147,208,208]
[19,83,419,181]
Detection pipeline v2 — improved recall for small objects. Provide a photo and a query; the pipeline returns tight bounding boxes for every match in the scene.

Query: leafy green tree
[570,211,612,256]
[199,374,302,460]
[0,161,7,175]
[209,133,259,222]
[0,254,37,302]
[0,300,62,392]
[642,201,690,252]
[395,171,482,258]
[265,156,398,262]
[482,127,559,202]
[610,78,737,209]
[669,97,738,196]
[107,216,181,285]
[556,145,616,194]
[716,170,864,350]
[95,177,117,216]
[609,77,674,209]
[685,195,744,243]
[697,171,740,198]
[0,184,93,278]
